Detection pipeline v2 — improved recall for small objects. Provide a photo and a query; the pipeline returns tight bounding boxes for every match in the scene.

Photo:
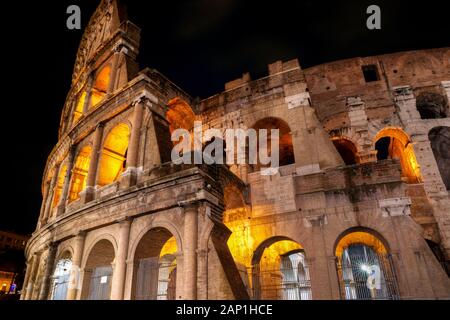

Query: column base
[80,186,96,204]
[120,168,138,190]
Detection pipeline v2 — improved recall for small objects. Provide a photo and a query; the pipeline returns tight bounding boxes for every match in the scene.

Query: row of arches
[49,226,397,300]
[50,123,130,209]
[72,64,112,125]
[332,126,450,189]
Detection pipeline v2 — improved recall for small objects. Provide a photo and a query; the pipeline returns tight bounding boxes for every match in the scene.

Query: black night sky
[2,0,449,235]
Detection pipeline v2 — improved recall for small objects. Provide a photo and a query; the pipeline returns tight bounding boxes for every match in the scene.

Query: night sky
[2,0,449,235]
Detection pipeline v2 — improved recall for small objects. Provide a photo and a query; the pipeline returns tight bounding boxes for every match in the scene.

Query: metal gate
[252,252,312,300]
[135,257,177,300]
[52,274,70,300]
[51,259,72,300]
[336,245,399,300]
[87,266,113,300]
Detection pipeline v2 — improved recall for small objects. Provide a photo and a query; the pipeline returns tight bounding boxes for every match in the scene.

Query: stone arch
[250,236,311,300]
[90,64,112,108]
[248,117,295,172]
[333,227,399,300]
[129,220,183,261]
[130,227,179,300]
[68,145,92,203]
[331,136,359,165]
[50,249,73,300]
[428,126,450,190]
[80,237,117,300]
[416,92,448,119]
[166,97,196,137]
[374,127,422,183]
[97,123,131,187]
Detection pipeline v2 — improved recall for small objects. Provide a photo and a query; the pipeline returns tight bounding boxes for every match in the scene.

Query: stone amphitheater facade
[22,0,450,300]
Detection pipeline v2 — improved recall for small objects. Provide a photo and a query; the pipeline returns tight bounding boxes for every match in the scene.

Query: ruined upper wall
[198,59,307,115]
[198,48,449,131]
[303,48,450,127]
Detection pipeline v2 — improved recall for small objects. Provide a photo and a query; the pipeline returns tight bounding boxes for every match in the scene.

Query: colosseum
[22,0,450,300]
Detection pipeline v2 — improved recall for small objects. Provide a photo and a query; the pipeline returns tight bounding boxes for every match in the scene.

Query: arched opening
[429,126,450,190]
[68,146,92,203]
[416,92,448,119]
[97,124,130,187]
[166,98,196,138]
[51,251,72,300]
[81,239,115,300]
[72,91,87,125]
[332,137,358,165]
[251,237,311,300]
[90,65,111,108]
[52,163,68,209]
[374,128,422,183]
[132,228,178,300]
[250,117,295,172]
[334,229,399,300]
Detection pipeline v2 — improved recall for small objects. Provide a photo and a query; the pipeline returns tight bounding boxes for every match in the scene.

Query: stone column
[20,260,31,300]
[67,232,86,300]
[111,218,132,300]
[38,181,51,229]
[82,124,104,203]
[57,146,76,216]
[183,204,198,300]
[83,76,94,114]
[24,253,40,300]
[38,242,58,300]
[41,164,61,225]
[107,46,122,95]
[121,98,145,188]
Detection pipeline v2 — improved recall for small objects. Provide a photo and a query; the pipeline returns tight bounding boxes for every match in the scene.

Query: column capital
[74,230,87,239]
[132,92,158,107]
[117,216,133,226]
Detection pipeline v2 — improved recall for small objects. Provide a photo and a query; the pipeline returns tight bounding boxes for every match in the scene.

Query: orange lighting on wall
[375,127,422,183]
[52,164,67,208]
[97,124,130,187]
[68,146,92,202]
[335,231,387,258]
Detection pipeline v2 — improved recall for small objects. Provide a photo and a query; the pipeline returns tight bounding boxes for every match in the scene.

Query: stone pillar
[121,98,145,188]
[20,260,32,300]
[41,164,61,225]
[304,214,335,299]
[83,76,94,114]
[82,124,104,203]
[183,204,198,300]
[24,253,40,300]
[38,242,58,300]
[57,147,76,216]
[38,181,50,229]
[107,46,122,95]
[392,85,420,122]
[67,232,86,300]
[111,218,132,300]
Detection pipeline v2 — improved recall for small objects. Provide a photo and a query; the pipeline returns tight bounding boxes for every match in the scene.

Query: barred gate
[252,252,312,300]
[336,247,399,300]
[52,273,70,300]
[51,259,72,300]
[87,266,113,300]
[135,257,177,300]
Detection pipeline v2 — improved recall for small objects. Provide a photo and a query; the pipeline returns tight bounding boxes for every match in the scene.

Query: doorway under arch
[251,237,311,300]
[334,228,399,300]
[81,239,115,300]
[132,228,178,300]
